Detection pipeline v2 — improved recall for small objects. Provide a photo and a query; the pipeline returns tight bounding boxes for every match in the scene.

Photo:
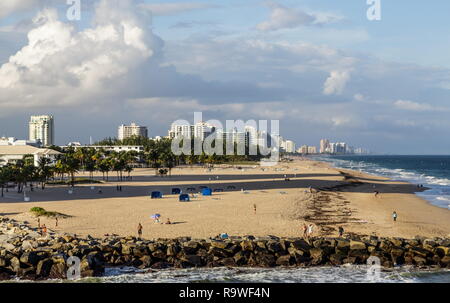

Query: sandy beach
[1,159,449,240]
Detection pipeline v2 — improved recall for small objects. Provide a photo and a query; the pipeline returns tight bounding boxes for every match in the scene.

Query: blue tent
[202,188,212,196]
[179,194,190,202]
[172,188,182,195]
[151,191,163,199]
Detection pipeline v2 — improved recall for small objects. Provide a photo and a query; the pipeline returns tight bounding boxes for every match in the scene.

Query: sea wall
[0,217,449,280]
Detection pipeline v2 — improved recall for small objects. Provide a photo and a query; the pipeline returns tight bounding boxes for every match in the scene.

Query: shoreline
[312,155,450,210]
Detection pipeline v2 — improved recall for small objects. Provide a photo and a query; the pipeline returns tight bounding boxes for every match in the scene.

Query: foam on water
[77,267,450,283]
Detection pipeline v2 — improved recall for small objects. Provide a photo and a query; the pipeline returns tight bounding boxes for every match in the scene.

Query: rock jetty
[0,217,449,280]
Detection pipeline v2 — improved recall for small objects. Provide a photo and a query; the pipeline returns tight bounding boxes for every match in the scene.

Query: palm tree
[37,157,53,190]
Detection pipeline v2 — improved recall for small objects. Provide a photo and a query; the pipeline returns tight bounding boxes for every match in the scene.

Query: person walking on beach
[37,217,41,229]
[392,211,398,222]
[374,190,379,198]
[137,223,143,239]
[253,204,257,215]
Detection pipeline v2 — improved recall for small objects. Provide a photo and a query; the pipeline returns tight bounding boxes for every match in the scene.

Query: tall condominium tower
[118,123,148,140]
[29,115,54,146]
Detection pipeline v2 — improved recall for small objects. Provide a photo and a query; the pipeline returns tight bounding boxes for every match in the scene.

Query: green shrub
[30,207,69,218]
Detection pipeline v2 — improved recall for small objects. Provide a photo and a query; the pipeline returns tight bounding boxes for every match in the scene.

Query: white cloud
[0,0,39,18]
[0,0,162,112]
[323,70,351,95]
[394,100,442,112]
[139,2,216,16]
[256,1,342,32]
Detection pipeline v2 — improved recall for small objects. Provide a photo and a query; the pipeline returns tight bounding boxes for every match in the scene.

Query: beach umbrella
[151,214,161,219]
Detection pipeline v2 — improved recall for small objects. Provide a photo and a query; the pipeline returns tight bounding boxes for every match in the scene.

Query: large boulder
[350,240,366,251]
[36,259,53,277]
[276,255,294,266]
[240,241,255,251]
[210,240,229,249]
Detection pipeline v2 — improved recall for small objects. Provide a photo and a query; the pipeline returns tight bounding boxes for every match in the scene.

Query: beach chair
[227,185,236,190]
[214,188,224,192]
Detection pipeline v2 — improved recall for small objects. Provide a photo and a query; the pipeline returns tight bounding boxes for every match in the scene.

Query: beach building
[118,123,148,140]
[0,137,41,147]
[29,115,54,146]
[61,145,144,153]
[0,145,61,167]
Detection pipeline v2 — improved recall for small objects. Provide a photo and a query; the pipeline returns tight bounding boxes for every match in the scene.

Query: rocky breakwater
[0,217,449,281]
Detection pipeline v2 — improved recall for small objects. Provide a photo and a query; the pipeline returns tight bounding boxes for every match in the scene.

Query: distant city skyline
[1,1,450,154]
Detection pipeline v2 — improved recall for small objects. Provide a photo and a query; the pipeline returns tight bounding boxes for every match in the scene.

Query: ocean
[313,155,450,210]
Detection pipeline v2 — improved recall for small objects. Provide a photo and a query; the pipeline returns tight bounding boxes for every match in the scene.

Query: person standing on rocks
[42,224,47,237]
[338,226,344,237]
[307,224,314,238]
[55,217,58,228]
[302,224,308,239]
[392,211,398,222]
[137,223,143,239]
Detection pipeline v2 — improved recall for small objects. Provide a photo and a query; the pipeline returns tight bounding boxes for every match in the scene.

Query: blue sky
[0,0,450,154]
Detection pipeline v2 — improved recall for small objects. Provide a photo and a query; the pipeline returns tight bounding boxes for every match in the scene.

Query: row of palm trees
[0,137,264,196]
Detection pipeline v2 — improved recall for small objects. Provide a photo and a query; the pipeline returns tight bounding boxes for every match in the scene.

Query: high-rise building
[308,146,317,154]
[118,123,148,140]
[29,115,54,146]
[169,122,214,141]
[320,139,330,154]
[284,140,296,153]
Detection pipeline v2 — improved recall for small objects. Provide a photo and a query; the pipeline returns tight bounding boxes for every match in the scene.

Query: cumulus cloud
[323,70,351,95]
[257,1,342,32]
[139,2,217,16]
[0,0,162,111]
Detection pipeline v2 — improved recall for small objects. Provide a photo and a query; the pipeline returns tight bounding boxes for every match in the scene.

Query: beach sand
[1,159,449,239]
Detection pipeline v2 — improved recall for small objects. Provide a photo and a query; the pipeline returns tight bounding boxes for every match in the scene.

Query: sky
[0,0,450,154]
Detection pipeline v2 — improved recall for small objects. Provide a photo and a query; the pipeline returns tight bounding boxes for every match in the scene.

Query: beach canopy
[179,194,190,202]
[151,214,161,219]
[202,187,212,196]
[151,191,163,199]
[171,188,182,195]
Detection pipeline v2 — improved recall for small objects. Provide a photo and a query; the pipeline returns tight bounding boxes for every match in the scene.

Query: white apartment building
[169,122,214,141]
[118,123,148,140]
[320,139,330,154]
[29,115,54,146]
